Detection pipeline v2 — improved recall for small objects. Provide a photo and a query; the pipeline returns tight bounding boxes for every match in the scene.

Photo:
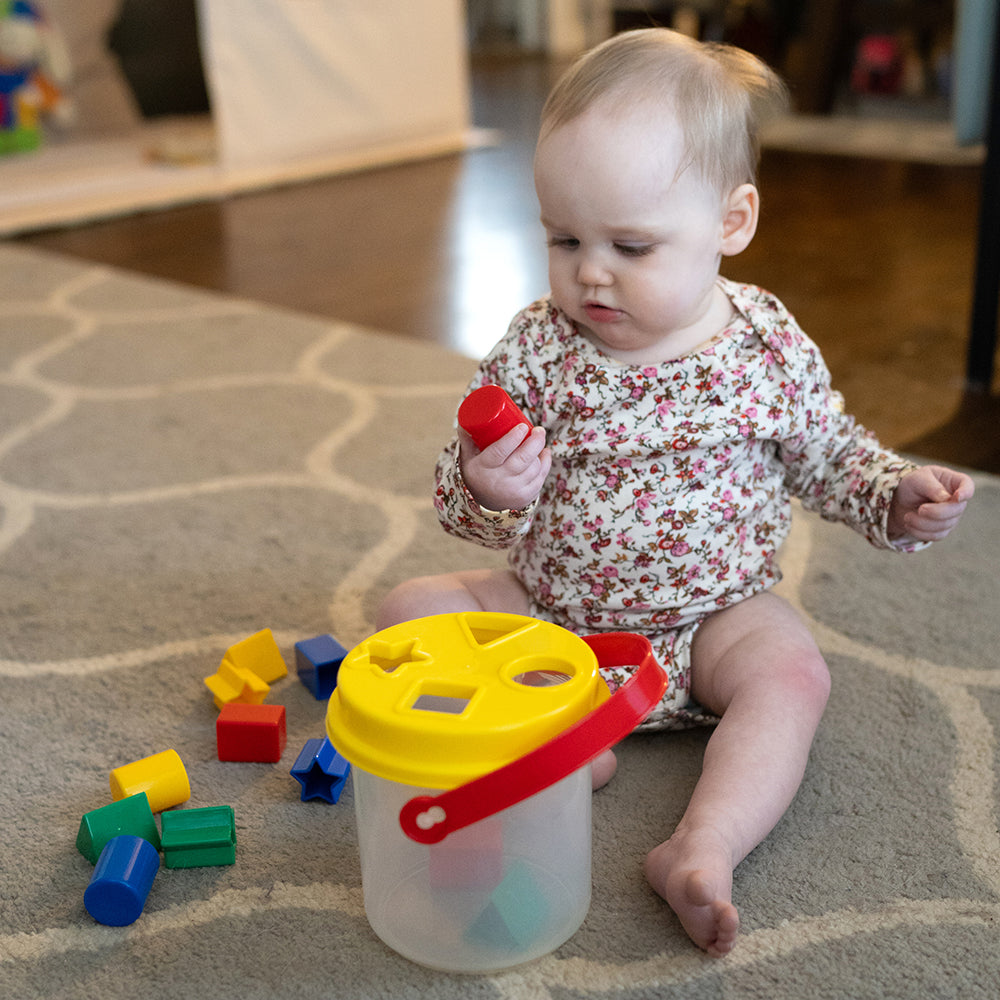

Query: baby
[378,28,974,957]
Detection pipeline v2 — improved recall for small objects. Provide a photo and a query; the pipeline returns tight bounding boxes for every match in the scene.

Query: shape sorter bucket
[325,612,666,972]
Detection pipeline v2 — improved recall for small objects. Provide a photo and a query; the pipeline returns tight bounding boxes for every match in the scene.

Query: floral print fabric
[433,280,919,723]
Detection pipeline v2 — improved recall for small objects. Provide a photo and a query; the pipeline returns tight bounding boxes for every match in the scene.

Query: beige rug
[1,243,998,999]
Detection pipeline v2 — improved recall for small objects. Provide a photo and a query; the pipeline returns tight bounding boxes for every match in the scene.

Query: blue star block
[295,634,348,700]
[290,737,351,803]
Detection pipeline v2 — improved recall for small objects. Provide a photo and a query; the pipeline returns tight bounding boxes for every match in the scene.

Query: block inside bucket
[465,861,549,948]
[428,818,503,890]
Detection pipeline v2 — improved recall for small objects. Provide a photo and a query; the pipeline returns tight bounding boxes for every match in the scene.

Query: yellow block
[110,749,191,813]
[222,628,288,683]
[204,660,270,710]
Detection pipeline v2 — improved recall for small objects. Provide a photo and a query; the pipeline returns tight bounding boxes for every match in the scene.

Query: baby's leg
[378,570,618,790]
[377,568,532,630]
[644,592,830,957]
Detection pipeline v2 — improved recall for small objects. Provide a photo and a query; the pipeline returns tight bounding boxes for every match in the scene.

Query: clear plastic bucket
[354,767,591,972]
[326,613,664,972]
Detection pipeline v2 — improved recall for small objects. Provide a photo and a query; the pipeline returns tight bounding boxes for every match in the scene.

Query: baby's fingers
[520,445,552,497]
[459,424,529,468]
[904,499,968,541]
[505,426,548,471]
[483,424,536,466]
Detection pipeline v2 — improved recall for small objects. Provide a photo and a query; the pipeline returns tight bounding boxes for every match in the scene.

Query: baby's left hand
[887,465,975,542]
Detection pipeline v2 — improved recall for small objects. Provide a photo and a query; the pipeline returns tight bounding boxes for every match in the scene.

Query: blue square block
[295,634,348,699]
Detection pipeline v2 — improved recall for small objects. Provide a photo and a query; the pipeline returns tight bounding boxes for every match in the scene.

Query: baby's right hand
[459,423,551,511]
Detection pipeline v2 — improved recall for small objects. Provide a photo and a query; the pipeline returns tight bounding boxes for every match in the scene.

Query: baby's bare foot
[644,828,740,957]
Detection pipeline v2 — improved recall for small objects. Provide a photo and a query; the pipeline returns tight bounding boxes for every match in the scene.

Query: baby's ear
[720,183,759,256]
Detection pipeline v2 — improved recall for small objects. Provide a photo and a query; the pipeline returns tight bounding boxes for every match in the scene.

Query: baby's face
[534,103,731,364]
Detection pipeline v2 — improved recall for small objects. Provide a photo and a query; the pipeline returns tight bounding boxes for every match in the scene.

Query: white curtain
[196,0,470,170]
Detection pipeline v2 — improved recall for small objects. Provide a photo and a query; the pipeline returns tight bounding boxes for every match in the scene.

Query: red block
[458,385,531,451]
[428,817,504,890]
[216,703,287,762]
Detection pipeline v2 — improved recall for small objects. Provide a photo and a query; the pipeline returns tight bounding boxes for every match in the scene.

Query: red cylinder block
[458,385,531,450]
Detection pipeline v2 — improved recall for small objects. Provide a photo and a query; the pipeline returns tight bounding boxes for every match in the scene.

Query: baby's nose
[576,253,612,286]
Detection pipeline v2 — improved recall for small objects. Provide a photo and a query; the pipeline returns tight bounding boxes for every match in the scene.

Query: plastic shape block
[466,900,519,951]
[295,634,348,700]
[77,792,160,864]
[221,628,288,683]
[290,737,351,803]
[428,818,503,890]
[469,861,548,947]
[109,749,191,813]
[457,385,531,451]
[216,703,287,762]
[160,805,237,869]
[84,835,160,926]
[204,658,270,710]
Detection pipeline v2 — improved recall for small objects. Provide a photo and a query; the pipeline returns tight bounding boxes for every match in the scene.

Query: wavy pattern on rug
[1,243,997,1000]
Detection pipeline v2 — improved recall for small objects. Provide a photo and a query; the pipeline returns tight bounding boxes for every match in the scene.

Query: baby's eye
[615,243,656,258]
[547,236,579,250]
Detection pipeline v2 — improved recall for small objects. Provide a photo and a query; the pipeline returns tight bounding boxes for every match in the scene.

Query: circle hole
[512,670,572,687]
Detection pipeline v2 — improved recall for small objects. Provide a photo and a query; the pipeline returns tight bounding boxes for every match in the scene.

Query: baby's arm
[887,465,975,542]
[459,424,551,512]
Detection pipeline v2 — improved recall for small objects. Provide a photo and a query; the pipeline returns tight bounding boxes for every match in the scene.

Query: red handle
[398,632,666,844]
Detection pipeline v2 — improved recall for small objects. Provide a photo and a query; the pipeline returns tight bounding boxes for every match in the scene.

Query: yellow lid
[325,612,610,788]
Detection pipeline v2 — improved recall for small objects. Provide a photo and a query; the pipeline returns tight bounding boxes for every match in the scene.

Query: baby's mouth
[584,302,623,323]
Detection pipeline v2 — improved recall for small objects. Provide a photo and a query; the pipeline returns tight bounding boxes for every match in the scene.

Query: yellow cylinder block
[110,749,191,813]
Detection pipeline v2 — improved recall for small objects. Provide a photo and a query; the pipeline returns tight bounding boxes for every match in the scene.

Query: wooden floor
[17,55,1000,474]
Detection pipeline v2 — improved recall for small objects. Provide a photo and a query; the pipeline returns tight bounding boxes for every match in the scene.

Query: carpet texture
[0,243,997,999]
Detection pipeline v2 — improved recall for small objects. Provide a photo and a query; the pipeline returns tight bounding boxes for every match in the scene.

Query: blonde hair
[539,28,788,193]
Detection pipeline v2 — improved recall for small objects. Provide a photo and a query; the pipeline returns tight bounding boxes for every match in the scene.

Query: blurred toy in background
[0,0,71,154]
[895,29,928,99]
[850,28,951,102]
[850,34,904,95]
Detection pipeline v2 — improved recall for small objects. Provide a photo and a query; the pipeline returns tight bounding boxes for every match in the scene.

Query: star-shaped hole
[363,638,432,674]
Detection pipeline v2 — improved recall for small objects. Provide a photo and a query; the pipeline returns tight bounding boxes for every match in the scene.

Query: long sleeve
[431,299,568,550]
[433,433,537,550]
[750,298,922,551]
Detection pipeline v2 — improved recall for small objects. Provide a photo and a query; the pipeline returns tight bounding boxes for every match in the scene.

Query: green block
[467,899,519,951]
[491,861,549,944]
[77,792,160,864]
[467,861,549,948]
[0,126,41,155]
[160,805,236,869]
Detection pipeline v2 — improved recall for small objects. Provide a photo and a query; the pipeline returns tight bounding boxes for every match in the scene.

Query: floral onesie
[434,279,920,729]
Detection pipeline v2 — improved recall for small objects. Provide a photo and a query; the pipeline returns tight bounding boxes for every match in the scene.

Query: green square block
[160,805,236,869]
[77,792,160,864]
[467,860,549,948]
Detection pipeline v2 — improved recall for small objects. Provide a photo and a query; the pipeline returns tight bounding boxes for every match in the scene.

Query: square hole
[412,694,471,715]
